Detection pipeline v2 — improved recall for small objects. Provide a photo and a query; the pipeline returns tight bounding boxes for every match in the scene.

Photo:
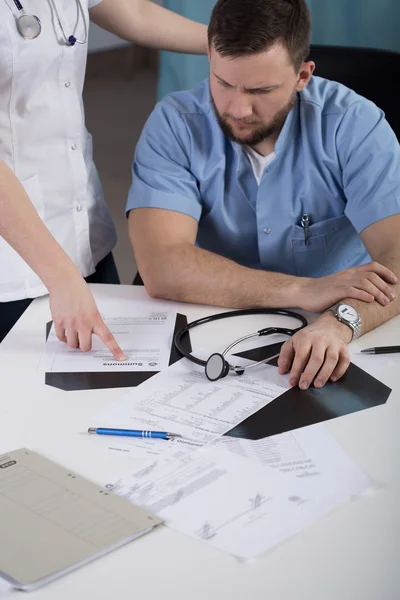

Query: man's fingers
[288,343,312,387]
[278,340,294,374]
[360,261,398,284]
[298,342,326,389]
[313,348,340,388]
[357,280,389,306]
[94,321,126,361]
[346,288,374,303]
[365,273,395,304]
[329,348,351,382]
[354,277,391,306]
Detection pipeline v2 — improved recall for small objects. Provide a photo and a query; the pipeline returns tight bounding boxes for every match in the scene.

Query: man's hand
[49,276,125,361]
[298,261,397,312]
[278,313,352,389]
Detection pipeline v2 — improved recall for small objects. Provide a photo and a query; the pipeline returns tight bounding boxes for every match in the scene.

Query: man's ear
[296,61,315,92]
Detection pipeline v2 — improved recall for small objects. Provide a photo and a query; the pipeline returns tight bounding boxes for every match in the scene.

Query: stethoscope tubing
[174,308,308,372]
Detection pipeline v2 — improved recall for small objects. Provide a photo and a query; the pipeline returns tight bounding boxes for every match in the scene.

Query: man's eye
[250,89,271,95]
[218,80,231,88]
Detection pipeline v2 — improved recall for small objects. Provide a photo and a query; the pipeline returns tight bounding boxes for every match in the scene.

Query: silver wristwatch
[329,302,362,341]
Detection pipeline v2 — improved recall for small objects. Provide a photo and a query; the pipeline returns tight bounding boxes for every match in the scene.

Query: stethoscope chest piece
[10,0,87,44]
[205,353,230,381]
[17,13,41,39]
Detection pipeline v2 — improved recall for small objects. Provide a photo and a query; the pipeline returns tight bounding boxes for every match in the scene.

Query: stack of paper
[94,360,372,559]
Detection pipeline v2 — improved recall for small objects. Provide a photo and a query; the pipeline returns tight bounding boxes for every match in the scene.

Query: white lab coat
[0,0,117,302]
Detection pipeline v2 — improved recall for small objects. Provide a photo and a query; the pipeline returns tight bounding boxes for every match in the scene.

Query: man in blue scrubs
[127,0,400,389]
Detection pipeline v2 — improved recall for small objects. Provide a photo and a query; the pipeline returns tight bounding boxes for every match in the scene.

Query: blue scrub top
[127,76,400,277]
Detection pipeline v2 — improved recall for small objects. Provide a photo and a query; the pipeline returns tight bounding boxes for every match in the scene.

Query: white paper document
[215,423,372,499]
[44,310,176,373]
[95,358,289,459]
[108,438,371,560]
[99,356,372,559]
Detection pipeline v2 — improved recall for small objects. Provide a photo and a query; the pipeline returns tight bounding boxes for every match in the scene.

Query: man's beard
[211,90,296,147]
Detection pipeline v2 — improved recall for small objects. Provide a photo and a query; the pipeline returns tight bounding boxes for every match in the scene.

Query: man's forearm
[0,161,80,293]
[140,242,301,308]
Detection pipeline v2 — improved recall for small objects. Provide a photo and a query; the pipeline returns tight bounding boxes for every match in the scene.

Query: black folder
[225,342,391,439]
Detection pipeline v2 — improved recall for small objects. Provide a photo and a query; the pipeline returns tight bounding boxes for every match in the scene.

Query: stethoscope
[10,0,88,45]
[174,308,308,382]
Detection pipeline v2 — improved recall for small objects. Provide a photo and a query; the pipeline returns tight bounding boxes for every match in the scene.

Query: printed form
[44,310,177,373]
[94,358,289,459]
[108,441,371,560]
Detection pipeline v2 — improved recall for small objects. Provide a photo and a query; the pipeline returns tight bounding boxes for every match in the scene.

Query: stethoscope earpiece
[205,353,230,381]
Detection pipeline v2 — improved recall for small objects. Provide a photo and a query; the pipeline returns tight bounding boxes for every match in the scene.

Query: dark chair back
[307,45,400,139]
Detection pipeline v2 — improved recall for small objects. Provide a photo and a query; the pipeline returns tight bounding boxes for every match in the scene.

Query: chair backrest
[307,45,400,140]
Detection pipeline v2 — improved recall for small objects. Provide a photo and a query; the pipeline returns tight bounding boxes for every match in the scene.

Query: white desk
[1,284,399,600]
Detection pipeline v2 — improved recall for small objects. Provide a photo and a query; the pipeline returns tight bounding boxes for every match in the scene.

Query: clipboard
[45,313,192,391]
[0,448,162,591]
[226,342,392,439]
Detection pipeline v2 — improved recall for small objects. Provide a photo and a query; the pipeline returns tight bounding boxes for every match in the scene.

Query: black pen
[301,213,310,246]
[361,346,400,354]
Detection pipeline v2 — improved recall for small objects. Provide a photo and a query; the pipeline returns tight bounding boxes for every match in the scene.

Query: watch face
[338,304,359,324]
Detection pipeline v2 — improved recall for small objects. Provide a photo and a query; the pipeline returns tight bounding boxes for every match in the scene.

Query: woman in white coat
[0,0,207,356]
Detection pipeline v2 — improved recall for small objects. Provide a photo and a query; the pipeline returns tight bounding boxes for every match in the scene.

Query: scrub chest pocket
[291,214,364,277]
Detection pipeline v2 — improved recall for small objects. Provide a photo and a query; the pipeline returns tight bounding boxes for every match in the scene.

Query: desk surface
[1,285,399,600]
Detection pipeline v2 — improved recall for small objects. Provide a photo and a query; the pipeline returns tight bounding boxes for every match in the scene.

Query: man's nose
[229,95,253,120]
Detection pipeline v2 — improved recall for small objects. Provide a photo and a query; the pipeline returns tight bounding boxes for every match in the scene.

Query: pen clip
[300,213,310,247]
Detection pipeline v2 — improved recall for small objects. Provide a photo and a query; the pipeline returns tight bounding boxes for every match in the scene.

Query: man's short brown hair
[208,0,312,72]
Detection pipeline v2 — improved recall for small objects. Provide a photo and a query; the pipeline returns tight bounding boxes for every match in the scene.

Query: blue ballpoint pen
[88,427,181,440]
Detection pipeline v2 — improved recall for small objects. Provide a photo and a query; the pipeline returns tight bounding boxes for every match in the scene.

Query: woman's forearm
[135,0,208,53]
[90,0,208,54]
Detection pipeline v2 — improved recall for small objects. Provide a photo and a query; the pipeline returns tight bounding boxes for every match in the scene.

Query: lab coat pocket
[291,214,351,277]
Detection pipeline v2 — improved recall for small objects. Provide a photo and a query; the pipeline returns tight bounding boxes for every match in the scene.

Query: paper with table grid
[0,448,162,591]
